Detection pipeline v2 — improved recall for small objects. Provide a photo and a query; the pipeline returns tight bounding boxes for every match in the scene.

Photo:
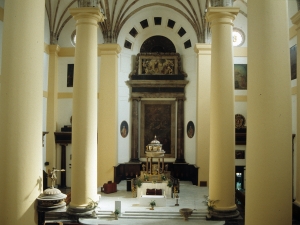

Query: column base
[208,208,240,221]
[66,205,95,217]
[175,158,186,163]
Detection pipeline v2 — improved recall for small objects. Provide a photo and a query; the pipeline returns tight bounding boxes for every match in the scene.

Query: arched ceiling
[45,0,248,45]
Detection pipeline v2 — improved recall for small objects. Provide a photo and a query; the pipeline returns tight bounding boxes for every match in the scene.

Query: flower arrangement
[85,198,98,209]
[161,174,166,181]
[136,179,143,188]
[144,174,149,181]
[149,200,156,209]
[114,209,120,215]
[167,179,173,188]
[202,195,219,212]
[114,209,120,220]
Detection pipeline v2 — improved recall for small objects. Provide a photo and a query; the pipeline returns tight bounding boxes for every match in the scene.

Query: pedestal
[175,197,180,206]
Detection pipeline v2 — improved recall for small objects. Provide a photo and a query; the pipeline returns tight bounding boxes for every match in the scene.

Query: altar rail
[114,162,198,185]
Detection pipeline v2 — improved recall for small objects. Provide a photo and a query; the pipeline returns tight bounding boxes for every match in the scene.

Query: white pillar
[246,1,292,224]
[194,44,211,187]
[68,7,103,212]
[0,0,45,224]
[206,7,239,219]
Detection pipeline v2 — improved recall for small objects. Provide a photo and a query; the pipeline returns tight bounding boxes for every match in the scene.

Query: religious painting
[120,120,128,138]
[290,44,297,80]
[187,121,195,138]
[67,64,74,87]
[138,55,179,75]
[235,150,245,159]
[235,114,246,129]
[140,101,175,158]
[234,64,247,90]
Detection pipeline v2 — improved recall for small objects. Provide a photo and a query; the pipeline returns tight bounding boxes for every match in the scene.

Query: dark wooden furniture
[146,188,163,195]
[235,127,246,145]
[54,132,71,188]
[103,181,117,194]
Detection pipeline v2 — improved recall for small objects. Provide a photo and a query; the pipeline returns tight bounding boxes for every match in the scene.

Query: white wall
[184,53,197,164]
[118,52,131,163]
[117,5,199,164]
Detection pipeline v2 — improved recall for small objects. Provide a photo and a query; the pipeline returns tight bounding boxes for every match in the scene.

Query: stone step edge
[121,213,207,216]
[96,215,207,219]
[123,210,207,214]
[119,216,207,220]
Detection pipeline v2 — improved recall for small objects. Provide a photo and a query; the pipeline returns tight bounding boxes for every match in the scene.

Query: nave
[47,181,228,225]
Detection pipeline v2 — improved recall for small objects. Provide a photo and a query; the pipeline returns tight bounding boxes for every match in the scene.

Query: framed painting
[67,64,74,87]
[290,44,297,80]
[140,100,175,158]
[187,121,195,138]
[120,120,128,138]
[235,150,245,159]
[234,64,247,90]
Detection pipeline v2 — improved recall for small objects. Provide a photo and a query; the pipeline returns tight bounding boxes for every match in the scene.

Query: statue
[174,186,179,198]
[48,168,65,188]
[165,164,168,171]
[142,164,146,171]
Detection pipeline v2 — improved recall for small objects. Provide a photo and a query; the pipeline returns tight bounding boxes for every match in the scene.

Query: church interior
[0,0,300,224]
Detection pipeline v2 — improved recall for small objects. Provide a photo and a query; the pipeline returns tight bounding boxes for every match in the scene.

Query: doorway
[235,166,245,190]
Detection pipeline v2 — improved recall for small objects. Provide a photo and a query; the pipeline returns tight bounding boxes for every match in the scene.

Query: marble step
[94,209,208,220]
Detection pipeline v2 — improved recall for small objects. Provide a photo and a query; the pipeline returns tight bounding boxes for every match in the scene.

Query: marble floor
[77,180,227,225]
[56,180,300,225]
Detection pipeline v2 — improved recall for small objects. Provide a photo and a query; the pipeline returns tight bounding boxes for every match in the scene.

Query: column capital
[98,44,121,55]
[291,11,300,29]
[131,97,141,102]
[69,7,103,24]
[176,97,185,101]
[48,45,60,55]
[206,7,239,26]
[59,143,69,147]
[194,44,211,55]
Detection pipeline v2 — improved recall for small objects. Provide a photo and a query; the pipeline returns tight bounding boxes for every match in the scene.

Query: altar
[136,136,173,199]
[137,181,172,198]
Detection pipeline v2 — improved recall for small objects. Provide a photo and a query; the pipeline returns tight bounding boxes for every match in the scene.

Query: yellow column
[46,45,60,181]
[206,7,239,219]
[292,10,300,217]
[0,0,44,224]
[68,7,102,212]
[246,1,292,224]
[97,44,121,186]
[194,44,211,187]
